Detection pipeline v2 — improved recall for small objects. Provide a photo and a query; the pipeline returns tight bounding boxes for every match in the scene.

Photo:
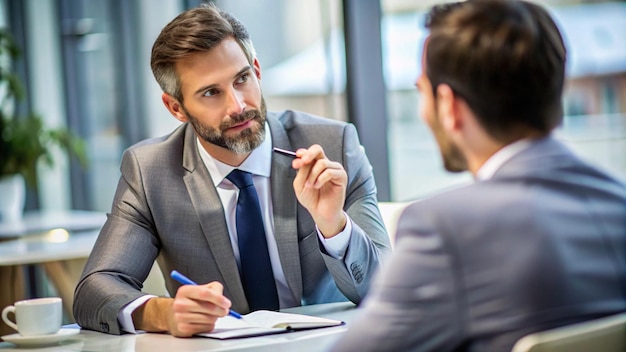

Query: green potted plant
[0,29,86,222]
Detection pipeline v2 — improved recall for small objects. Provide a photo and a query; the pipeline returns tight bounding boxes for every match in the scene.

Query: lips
[226,119,253,131]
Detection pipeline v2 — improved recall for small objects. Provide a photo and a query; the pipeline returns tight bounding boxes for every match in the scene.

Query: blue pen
[170,270,243,319]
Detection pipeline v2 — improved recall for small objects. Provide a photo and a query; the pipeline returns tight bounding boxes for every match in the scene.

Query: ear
[162,93,188,123]
[253,57,262,80]
[436,84,461,132]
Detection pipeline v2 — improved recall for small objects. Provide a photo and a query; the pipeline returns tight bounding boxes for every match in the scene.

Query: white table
[0,229,99,266]
[0,210,106,239]
[0,209,105,316]
[0,302,359,351]
[0,229,101,316]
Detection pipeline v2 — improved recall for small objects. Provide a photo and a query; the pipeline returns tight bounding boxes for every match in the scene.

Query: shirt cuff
[117,295,156,334]
[316,212,352,259]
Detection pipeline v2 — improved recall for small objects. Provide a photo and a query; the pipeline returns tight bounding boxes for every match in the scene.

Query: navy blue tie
[227,169,279,311]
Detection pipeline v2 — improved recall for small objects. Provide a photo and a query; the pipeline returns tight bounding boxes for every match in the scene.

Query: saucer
[1,328,80,347]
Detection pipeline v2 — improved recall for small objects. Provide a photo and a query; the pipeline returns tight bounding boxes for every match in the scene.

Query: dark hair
[150,3,255,101]
[425,0,566,142]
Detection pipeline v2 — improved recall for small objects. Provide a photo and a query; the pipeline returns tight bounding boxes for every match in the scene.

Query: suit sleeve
[319,123,392,303]
[331,205,464,351]
[73,148,159,335]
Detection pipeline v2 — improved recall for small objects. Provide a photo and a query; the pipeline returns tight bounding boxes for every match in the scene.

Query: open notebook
[198,310,344,339]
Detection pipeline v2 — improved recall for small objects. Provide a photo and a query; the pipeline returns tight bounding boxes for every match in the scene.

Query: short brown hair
[425,0,566,142]
[150,3,256,101]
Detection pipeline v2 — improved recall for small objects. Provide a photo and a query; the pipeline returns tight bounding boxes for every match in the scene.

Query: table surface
[0,302,359,352]
[0,229,99,266]
[0,210,106,239]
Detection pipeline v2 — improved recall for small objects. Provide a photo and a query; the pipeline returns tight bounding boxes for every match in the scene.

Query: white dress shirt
[476,138,534,181]
[118,124,352,333]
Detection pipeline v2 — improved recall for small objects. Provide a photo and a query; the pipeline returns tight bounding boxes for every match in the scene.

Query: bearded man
[73,3,390,337]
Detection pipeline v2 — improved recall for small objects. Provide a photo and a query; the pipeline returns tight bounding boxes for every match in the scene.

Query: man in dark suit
[332,1,626,351]
[73,4,390,337]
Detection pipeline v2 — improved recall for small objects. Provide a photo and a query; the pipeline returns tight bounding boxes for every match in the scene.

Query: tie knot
[227,169,254,189]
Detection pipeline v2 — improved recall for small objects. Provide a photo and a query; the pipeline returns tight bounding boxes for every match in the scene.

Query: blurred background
[1,0,625,209]
[0,0,624,327]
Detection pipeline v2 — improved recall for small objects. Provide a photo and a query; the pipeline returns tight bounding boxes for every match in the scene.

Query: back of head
[150,3,256,102]
[425,0,567,143]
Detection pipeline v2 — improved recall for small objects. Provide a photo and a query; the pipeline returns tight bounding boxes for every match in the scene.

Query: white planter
[0,174,26,222]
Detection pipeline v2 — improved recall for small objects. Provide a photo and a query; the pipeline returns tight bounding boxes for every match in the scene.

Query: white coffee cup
[2,297,62,336]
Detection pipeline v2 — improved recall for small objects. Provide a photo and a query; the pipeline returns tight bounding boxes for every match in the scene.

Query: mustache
[220,109,261,130]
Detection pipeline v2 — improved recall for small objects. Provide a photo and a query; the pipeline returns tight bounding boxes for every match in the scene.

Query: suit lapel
[267,115,303,303]
[180,124,248,310]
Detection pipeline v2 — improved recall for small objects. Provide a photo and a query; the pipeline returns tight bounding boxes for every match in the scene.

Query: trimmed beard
[182,97,267,154]
[430,108,467,173]
[441,138,467,173]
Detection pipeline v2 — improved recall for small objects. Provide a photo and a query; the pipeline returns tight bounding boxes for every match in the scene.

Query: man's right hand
[132,281,232,337]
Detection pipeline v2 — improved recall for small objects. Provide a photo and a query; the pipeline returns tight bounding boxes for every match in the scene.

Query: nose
[225,88,246,117]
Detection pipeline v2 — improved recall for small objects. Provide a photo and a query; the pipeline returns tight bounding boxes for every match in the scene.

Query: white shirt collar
[196,123,273,186]
[476,138,533,181]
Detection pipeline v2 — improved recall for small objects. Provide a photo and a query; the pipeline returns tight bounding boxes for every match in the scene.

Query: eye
[236,73,249,84]
[202,88,220,97]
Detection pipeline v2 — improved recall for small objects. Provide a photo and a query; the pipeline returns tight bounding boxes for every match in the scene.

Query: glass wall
[17,0,181,212]
[56,0,189,211]
[10,0,626,210]
[59,0,128,211]
[382,0,626,201]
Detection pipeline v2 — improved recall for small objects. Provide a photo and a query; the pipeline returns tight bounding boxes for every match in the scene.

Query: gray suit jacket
[332,136,626,352]
[73,110,391,334]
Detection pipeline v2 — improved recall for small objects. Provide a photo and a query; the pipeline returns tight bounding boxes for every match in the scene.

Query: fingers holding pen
[292,145,346,190]
[291,144,325,169]
[174,281,231,315]
[289,145,347,237]
[170,282,231,337]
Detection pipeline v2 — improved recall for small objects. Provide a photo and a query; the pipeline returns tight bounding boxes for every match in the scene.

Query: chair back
[377,202,411,246]
[511,313,626,352]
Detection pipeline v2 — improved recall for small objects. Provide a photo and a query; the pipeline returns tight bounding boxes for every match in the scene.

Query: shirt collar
[196,123,273,187]
[476,138,533,181]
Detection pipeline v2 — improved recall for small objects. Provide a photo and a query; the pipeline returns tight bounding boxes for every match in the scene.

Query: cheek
[245,85,262,107]
[419,103,428,124]
[187,103,223,126]
[419,95,434,126]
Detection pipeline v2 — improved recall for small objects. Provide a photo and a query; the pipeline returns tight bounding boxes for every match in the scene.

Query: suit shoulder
[125,124,187,157]
[121,123,190,172]
[403,182,502,220]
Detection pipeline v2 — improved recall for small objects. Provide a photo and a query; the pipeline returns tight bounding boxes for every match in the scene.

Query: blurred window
[381,0,626,201]
[12,0,625,211]
[58,0,148,211]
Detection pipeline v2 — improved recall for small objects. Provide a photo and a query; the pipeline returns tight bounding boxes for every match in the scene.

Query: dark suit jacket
[332,136,626,352]
[73,110,391,334]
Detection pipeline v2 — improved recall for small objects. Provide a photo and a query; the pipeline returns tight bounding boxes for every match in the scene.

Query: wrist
[132,297,173,333]
[316,212,347,238]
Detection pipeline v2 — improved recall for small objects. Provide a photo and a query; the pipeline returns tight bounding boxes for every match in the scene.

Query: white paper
[198,310,343,339]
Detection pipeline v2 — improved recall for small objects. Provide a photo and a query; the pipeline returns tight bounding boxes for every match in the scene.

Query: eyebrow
[193,65,252,96]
